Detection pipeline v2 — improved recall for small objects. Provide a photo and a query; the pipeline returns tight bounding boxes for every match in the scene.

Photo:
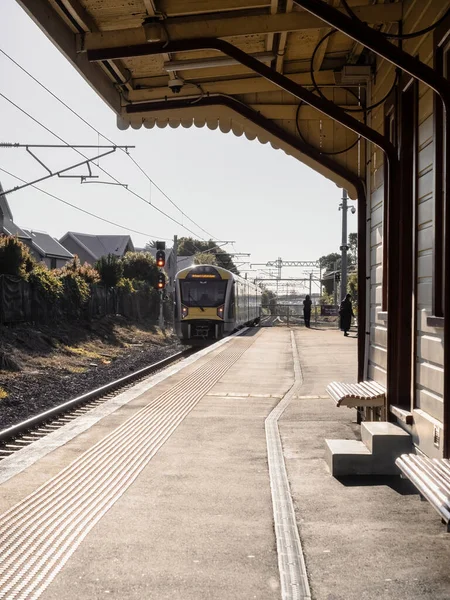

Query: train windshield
[181,280,228,308]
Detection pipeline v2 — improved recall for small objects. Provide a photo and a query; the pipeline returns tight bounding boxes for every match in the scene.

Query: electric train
[174,265,261,344]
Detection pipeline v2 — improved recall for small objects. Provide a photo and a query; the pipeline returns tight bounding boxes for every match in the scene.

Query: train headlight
[181,305,188,318]
[217,305,224,319]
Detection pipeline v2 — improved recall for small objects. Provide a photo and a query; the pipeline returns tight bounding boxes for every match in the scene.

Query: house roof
[23,230,74,260]
[60,232,134,260]
[0,184,31,241]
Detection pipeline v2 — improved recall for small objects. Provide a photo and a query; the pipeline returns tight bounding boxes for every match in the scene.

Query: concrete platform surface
[280,329,450,600]
[0,327,449,600]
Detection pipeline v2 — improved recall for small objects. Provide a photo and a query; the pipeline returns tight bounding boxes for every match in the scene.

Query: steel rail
[0,349,193,445]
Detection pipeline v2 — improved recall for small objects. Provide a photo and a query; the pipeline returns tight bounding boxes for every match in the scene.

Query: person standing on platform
[303,294,312,328]
[339,293,354,337]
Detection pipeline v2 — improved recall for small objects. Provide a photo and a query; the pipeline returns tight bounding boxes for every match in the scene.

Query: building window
[433,23,450,317]
[50,257,57,270]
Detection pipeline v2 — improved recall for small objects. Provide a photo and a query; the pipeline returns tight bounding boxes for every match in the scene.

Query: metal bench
[396,454,450,531]
[326,381,386,408]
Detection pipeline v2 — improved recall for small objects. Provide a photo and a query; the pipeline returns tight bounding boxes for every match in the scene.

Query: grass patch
[0,351,22,372]
[0,387,8,400]
[65,366,87,374]
[63,346,102,360]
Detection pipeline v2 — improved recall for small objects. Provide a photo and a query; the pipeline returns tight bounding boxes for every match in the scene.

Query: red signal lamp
[156,250,165,268]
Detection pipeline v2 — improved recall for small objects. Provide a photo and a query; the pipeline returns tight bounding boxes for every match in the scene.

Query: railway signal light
[157,272,166,290]
[156,249,165,268]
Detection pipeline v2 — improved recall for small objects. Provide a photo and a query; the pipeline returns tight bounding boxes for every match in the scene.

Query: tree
[347,271,358,304]
[121,251,159,285]
[95,254,123,288]
[144,240,157,250]
[261,286,277,314]
[318,252,341,272]
[0,236,35,277]
[348,232,358,265]
[194,252,217,265]
[177,237,198,256]
[177,237,239,274]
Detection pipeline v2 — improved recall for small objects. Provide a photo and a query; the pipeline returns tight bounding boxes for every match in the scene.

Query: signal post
[156,242,166,330]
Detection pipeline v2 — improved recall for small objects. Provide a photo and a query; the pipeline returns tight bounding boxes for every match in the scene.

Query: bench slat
[396,454,450,528]
[408,456,450,500]
[326,380,386,408]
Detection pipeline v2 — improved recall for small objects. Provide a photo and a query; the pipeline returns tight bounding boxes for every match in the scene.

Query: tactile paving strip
[0,338,254,600]
[265,332,311,600]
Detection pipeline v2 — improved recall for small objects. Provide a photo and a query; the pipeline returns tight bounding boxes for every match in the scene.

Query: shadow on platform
[336,475,419,496]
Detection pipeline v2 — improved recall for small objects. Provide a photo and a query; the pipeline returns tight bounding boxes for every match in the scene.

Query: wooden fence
[0,275,162,324]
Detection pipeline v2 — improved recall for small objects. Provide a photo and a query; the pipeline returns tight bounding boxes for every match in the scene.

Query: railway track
[0,347,196,461]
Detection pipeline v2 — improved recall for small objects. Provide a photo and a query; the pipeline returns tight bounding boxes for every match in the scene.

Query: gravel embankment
[0,341,183,431]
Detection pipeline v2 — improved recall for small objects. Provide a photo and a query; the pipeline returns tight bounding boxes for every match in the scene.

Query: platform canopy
[17,0,402,198]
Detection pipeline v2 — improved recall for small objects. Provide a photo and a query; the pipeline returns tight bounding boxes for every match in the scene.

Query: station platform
[1,328,450,600]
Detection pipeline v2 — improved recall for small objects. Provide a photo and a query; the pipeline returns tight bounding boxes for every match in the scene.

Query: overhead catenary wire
[0,90,207,241]
[0,166,171,240]
[0,47,217,241]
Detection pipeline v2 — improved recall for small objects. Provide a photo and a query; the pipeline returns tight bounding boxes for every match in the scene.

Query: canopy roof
[17,0,402,198]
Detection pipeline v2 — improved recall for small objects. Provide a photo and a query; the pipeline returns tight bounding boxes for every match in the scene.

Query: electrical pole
[333,260,338,306]
[339,189,349,302]
[156,242,166,331]
[171,235,178,287]
[171,235,178,328]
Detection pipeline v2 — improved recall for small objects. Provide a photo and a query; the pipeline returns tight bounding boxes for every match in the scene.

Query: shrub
[59,272,91,312]
[0,236,35,277]
[121,251,159,285]
[28,264,63,303]
[95,254,123,288]
[117,277,135,293]
[62,256,100,284]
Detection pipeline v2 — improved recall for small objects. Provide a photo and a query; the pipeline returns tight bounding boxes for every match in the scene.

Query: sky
[0,0,357,290]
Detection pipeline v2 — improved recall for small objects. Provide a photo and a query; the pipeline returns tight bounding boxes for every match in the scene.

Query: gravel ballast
[0,317,183,431]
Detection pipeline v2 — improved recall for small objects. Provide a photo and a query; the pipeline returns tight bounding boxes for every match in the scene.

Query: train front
[174,265,232,344]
